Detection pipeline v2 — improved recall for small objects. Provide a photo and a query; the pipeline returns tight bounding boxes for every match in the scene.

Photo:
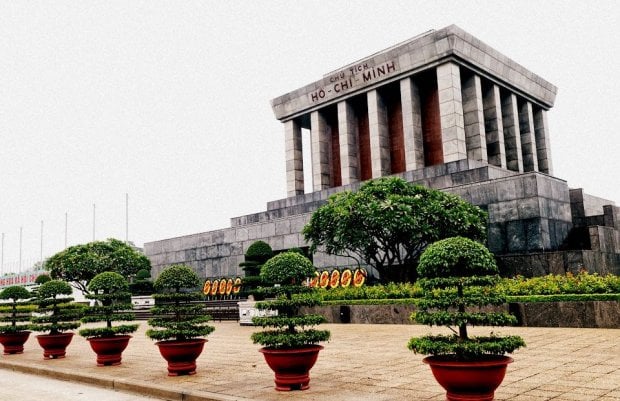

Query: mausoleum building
[144,25,620,279]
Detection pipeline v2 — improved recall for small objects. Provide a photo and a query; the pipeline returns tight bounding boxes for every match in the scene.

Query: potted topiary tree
[407,237,525,401]
[251,251,330,391]
[238,240,274,325]
[0,286,34,354]
[79,272,139,366]
[30,280,83,359]
[146,264,215,376]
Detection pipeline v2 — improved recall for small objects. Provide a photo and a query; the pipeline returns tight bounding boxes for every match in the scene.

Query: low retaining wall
[302,300,620,328]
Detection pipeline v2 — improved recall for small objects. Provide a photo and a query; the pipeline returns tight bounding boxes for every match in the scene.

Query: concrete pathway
[0,369,162,401]
[0,322,619,401]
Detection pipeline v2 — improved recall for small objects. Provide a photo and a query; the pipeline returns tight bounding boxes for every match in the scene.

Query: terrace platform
[0,322,619,401]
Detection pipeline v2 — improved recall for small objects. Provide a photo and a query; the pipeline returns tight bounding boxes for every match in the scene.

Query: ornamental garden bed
[302,272,620,328]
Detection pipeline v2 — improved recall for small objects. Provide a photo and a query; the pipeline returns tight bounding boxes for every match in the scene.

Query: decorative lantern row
[309,268,367,289]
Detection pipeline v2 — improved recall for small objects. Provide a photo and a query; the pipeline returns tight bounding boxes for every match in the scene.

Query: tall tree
[303,177,487,282]
[45,238,150,294]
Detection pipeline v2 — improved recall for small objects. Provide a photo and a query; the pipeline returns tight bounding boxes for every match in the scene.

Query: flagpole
[126,193,129,244]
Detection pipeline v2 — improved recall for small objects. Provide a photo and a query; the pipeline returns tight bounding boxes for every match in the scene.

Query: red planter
[259,345,324,391]
[36,332,75,359]
[0,331,31,355]
[87,335,132,366]
[155,339,206,376]
[423,355,513,401]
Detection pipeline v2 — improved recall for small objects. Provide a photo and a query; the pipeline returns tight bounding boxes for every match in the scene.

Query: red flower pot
[36,332,75,359]
[0,331,31,354]
[259,345,324,391]
[87,335,132,366]
[155,339,206,376]
[423,355,513,401]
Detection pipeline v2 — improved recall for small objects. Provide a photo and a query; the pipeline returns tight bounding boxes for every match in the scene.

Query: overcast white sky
[1,1,619,271]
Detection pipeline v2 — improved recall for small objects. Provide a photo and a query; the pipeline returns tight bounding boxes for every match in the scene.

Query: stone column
[284,119,304,196]
[461,73,488,162]
[483,83,506,168]
[400,77,425,170]
[533,107,554,175]
[367,89,391,178]
[501,92,523,172]
[310,110,331,191]
[338,100,359,185]
[436,62,467,163]
[518,101,539,172]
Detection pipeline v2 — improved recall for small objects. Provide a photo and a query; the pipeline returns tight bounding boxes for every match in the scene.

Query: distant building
[144,25,619,279]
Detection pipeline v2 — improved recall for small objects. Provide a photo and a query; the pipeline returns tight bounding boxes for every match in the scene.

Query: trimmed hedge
[313,272,620,302]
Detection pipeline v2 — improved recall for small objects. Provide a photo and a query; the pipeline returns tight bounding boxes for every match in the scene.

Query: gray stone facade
[144,25,620,279]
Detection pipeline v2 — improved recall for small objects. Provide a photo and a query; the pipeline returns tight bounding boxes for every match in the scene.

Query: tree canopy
[45,238,151,294]
[302,177,487,282]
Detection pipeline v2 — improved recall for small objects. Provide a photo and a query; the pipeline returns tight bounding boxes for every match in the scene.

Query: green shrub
[245,240,273,264]
[0,286,34,334]
[79,272,139,338]
[146,265,214,342]
[30,280,83,335]
[251,252,330,349]
[135,269,152,281]
[35,274,51,285]
[497,271,620,296]
[407,237,524,360]
[316,282,423,301]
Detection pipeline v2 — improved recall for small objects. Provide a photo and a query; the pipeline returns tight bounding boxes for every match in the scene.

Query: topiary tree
[146,265,215,342]
[0,286,33,335]
[35,274,51,285]
[79,272,138,338]
[45,238,151,294]
[303,177,487,282]
[0,285,34,354]
[251,252,330,349]
[146,264,215,376]
[407,237,525,359]
[130,268,154,296]
[239,240,274,299]
[251,251,330,391]
[30,280,82,336]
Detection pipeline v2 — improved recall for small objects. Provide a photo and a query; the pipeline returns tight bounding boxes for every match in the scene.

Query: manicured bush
[408,237,525,360]
[30,280,83,335]
[0,286,34,334]
[497,271,620,295]
[251,252,330,349]
[146,265,214,342]
[239,241,274,299]
[79,272,138,338]
[35,274,51,285]
[315,281,423,301]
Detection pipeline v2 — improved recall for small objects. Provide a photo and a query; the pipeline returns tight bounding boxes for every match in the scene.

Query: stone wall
[145,160,574,278]
[303,301,620,328]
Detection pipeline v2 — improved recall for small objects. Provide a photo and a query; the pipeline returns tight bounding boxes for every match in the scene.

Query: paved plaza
[0,322,619,401]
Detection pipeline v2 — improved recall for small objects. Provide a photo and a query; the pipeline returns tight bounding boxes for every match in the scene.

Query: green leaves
[45,239,150,294]
[251,328,330,349]
[408,237,524,359]
[303,177,487,282]
[154,264,200,292]
[417,237,498,279]
[79,324,139,338]
[0,285,31,301]
[407,335,525,359]
[0,287,33,333]
[88,272,129,293]
[146,264,215,342]
[260,252,315,285]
